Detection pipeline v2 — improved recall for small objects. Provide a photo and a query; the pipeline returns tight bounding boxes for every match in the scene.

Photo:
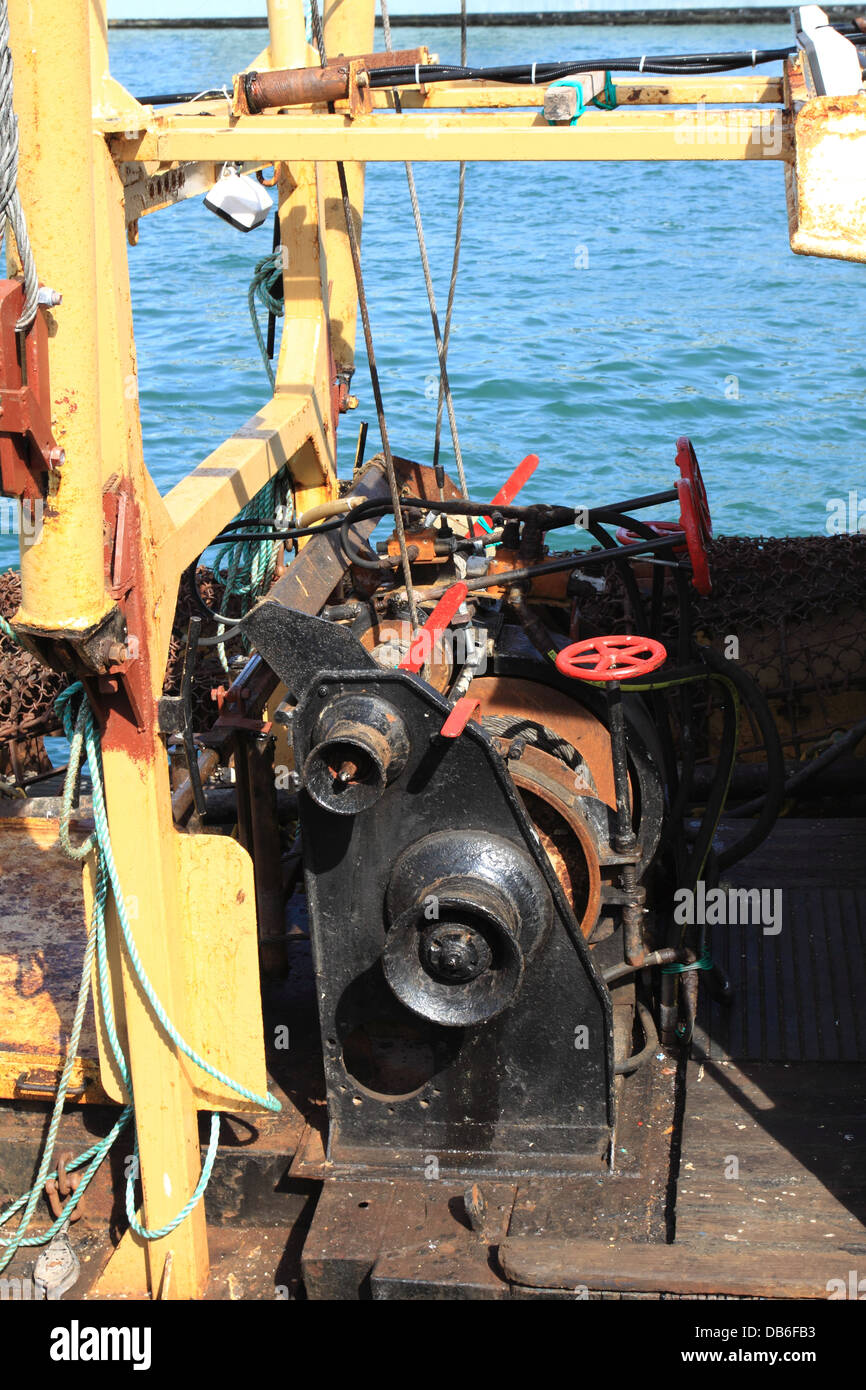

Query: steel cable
[381,0,469,499]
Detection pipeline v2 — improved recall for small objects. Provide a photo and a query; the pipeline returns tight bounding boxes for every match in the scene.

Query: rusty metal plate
[787,92,866,262]
[0,817,106,1104]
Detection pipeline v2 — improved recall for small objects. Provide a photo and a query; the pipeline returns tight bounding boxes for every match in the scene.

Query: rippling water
[4,20,864,578]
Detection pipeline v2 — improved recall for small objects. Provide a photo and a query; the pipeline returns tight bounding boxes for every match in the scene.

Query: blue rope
[0,680,281,1261]
[248,247,284,391]
[545,71,617,126]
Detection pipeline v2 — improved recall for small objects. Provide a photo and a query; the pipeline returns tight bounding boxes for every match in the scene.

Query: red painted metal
[675,436,712,538]
[440,696,481,738]
[615,520,685,548]
[556,634,668,682]
[676,478,712,596]
[0,282,60,501]
[468,453,540,538]
[399,581,468,674]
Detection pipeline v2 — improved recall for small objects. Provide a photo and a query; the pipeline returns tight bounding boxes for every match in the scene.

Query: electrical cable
[134,42,807,107]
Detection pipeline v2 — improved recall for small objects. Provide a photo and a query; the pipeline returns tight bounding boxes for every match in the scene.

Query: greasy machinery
[0,0,864,1301]
[221,434,781,1182]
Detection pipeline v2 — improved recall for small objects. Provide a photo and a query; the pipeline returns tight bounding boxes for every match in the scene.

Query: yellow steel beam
[110,109,792,165]
[379,76,784,108]
[96,74,783,135]
[321,0,376,391]
[8,1,113,635]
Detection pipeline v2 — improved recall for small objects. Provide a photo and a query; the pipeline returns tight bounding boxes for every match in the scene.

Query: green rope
[0,614,18,644]
[0,681,281,1263]
[545,70,617,126]
[661,953,714,974]
[210,470,291,671]
[248,247,284,390]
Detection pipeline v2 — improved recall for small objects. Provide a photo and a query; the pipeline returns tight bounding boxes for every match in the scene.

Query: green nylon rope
[0,679,280,1263]
[545,70,617,126]
[248,247,284,391]
[661,952,714,974]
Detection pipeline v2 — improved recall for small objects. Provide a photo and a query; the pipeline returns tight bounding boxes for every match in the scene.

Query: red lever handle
[468,453,540,538]
[398,582,468,674]
[440,696,481,739]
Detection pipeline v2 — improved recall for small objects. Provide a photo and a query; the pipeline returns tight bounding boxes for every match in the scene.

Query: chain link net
[573,534,866,760]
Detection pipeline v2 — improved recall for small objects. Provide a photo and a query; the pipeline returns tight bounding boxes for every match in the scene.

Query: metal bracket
[0,280,63,500]
[157,616,207,820]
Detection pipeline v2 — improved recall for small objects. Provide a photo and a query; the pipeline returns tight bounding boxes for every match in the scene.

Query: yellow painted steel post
[321,0,376,381]
[268,0,338,521]
[10,0,210,1298]
[88,137,211,1299]
[8,0,112,634]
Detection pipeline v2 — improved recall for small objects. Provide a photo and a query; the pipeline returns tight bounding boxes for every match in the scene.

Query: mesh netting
[0,566,242,764]
[573,534,866,760]
[0,570,66,744]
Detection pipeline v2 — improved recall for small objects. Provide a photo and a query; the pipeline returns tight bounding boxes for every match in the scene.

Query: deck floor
[1,816,863,1297]
[672,817,866,1295]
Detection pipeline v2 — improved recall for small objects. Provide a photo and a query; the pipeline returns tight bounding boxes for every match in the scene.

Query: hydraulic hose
[696,644,785,871]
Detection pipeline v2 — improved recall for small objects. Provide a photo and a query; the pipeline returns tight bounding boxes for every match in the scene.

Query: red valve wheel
[555,634,667,683]
[676,478,712,596]
[615,520,686,550]
[675,436,712,543]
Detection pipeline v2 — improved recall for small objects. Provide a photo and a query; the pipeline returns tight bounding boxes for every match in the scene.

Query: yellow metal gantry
[5,0,864,1299]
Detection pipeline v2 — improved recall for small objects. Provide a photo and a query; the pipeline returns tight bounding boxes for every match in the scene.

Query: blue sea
[4,20,864,579]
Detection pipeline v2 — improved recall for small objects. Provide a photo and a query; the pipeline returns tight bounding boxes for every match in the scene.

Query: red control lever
[399,581,468,674]
[468,453,540,538]
[440,696,481,739]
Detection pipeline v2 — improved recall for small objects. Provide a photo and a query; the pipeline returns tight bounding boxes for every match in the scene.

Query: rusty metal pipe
[238,48,431,114]
[241,64,354,113]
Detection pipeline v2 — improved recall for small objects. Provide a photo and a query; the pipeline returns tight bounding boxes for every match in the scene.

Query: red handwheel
[676,478,712,597]
[615,520,686,549]
[675,436,712,540]
[556,634,667,683]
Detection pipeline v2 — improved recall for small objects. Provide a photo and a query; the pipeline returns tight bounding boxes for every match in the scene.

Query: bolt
[317,684,328,698]
[106,642,128,665]
[47,447,65,472]
[37,287,62,308]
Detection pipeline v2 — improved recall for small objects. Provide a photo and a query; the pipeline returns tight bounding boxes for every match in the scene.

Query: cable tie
[531,62,537,85]
[415,63,420,86]
[751,49,757,67]
[639,55,646,73]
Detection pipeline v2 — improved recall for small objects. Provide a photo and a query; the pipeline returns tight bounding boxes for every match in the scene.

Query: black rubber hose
[614,1000,660,1076]
[369,50,796,87]
[696,644,786,871]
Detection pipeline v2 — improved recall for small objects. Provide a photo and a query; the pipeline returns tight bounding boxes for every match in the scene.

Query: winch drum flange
[383,828,553,1027]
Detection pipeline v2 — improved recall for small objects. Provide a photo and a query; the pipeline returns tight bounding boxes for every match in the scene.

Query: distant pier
[107,8,865,29]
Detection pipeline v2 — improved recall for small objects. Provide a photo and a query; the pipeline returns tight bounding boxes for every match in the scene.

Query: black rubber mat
[693,887,866,1062]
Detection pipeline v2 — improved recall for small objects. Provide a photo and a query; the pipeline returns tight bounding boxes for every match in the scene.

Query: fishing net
[572,534,866,760]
